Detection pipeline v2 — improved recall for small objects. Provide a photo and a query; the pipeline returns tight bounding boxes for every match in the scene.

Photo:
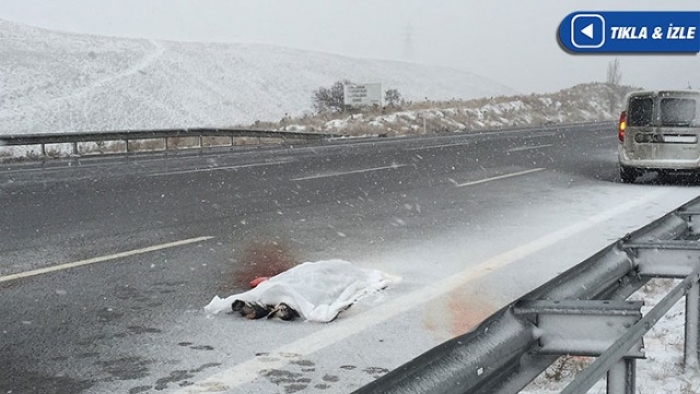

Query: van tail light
[618,111,626,143]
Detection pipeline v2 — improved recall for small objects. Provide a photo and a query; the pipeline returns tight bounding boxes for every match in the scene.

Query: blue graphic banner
[559,11,700,53]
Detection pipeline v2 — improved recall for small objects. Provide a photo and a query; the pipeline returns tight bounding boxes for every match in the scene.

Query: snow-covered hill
[0,19,514,134]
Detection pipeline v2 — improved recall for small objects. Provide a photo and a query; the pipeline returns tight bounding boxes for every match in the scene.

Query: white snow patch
[282,124,307,132]
[325,119,347,129]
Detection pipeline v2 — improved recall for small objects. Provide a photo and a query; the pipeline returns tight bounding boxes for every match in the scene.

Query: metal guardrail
[353,196,700,394]
[0,121,614,160]
[0,127,341,157]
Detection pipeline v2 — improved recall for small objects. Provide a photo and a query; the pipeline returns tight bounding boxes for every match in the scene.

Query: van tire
[620,166,639,183]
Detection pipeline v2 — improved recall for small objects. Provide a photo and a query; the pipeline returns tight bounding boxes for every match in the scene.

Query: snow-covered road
[1,123,699,393]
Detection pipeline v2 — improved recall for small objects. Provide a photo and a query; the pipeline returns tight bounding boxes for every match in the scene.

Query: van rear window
[627,97,653,127]
[660,98,696,126]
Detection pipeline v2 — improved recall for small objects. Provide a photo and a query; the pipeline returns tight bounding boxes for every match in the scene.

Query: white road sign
[343,83,383,107]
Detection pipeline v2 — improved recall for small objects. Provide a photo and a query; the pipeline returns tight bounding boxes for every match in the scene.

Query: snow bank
[282,83,636,136]
[204,260,392,323]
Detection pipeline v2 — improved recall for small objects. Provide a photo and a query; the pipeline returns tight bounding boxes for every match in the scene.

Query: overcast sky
[1,0,698,93]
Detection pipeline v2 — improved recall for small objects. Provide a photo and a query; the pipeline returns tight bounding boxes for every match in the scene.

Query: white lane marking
[291,164,407,181]
[0,156,293,176]
[0,236,214,283]
[405,142,469,151]
[175,189,671,394]
[521,132,557,139]
[0,163,112,175]
[508,144,553,152]
[451,168,546,188]
[151,160,293,177]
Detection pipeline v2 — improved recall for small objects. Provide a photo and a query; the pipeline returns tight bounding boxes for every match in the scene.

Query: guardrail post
[606,358,635,394]
[40,143,46,157]
[685,279,700,368]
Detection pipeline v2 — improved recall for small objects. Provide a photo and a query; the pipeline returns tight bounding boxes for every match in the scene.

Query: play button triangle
[581,23,594,39]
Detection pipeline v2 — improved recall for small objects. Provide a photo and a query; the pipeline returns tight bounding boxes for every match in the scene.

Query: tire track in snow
[106,40,163,83]
[55,39,166,102]
[2,39,166,116]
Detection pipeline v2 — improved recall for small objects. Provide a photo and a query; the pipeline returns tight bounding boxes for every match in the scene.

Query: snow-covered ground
[0,18,513,135]
[279,83,635,136]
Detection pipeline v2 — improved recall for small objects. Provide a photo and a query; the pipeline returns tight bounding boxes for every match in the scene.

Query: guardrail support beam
[606,358,635,394]
[562,266,700,394]
[513,300,644,357]
[685,279,700,369]
[676,210,700,235]
[622,244,700,278]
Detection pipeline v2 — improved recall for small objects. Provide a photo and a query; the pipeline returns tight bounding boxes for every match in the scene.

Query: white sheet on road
[204,259,392,322]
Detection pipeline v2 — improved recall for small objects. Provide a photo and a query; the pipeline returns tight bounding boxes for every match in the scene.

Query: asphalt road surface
[2,123,699,394]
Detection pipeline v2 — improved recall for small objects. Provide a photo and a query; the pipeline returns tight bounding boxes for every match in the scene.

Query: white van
[618,90,700,183]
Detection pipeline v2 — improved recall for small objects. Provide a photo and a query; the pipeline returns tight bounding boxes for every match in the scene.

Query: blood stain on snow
[220,239,300,292]
[422,285,498,340]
